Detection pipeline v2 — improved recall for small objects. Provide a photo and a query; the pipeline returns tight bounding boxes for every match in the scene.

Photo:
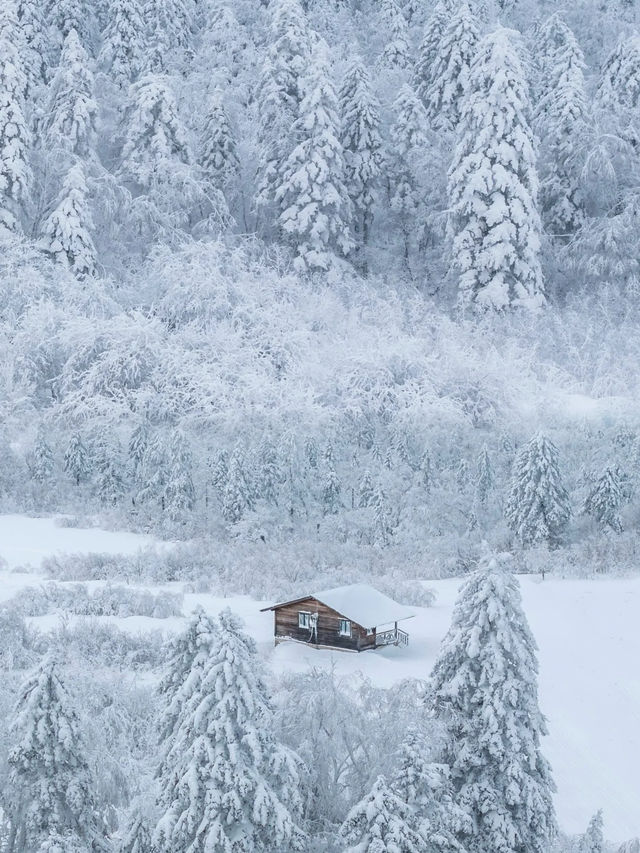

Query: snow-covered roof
[264,584,414,629]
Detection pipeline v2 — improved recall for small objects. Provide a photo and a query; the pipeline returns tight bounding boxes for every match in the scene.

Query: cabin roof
[261,583,415,629]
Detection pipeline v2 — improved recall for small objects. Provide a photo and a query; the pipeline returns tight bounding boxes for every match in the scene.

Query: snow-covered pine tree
[142,0,192,72]
[40,163,97,277]
[154,608,305,853]
[44,28,97,159]
[276,40,353,272]
[128,419,149,488]
[448,27,545,310]
[379,0,411,70]
[596,35,640,119]
[256,433,280,506]
[0,1,31,233]
[16,0,49,96]
[222,442,253,523]
[580,810,605,853]
[583,467,624,532]
[163,429,195,522]
[372,484,392,546]
[474,443,493,506]
[119,73,191,189]
[119,807,153,853]
[48,0,95,56]
[254,0,311,221]
[413,0,453,105]
[138,432,169,510]
[358,469,374,507]
[424,2,479,132]
[505,432,571,547]
[339,57,382,271]
[199,89,239,204]
[340,775,424,853]
[534,14,588,237]
[428,558,557,853]
[30,426,55,483]
[388,83,428,272]
[322,459,342,515]
[94,432,125,506]
[63,430,90,486]
[4,654,108,852]
[99,0,145,86]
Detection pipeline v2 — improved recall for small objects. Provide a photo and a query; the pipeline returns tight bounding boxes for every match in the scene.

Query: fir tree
[413,0,453,105]
[48,0,95,55]
[44,28,97,159]
[379,0,411,70]
[119,73,191,189]
[448,27,545,310]
[119,808,153,853]
[16,0,49,96]
[209,447,228,495]
[276,41,353,272]
[372,484,392,546]
[222,442,253,523]
[163,429,195,521]
[358,468,374,507]
[322,461,342,515]
[257,434,280,506]
[505,433,571,547]
[597,35,640,116]
[475,444,493,506]
[580,810,604,853]
[154,609,305,853]
[94,433,125,506]
[142,0,191,72]
[64,431,90,486]
[40,163,97,277]
[340,775,424,853]
[199,90,239,200]
[583,467,623,533]
[30,426,55,483]
[0,1,31,232]
[138,432,169,510]
[428,559,557,853]
[339,57,382,271]
[424,2,479,132]
[128,420,150,487]
[419,447,434,494]
[5,655,107,852]
[99,0,145,86]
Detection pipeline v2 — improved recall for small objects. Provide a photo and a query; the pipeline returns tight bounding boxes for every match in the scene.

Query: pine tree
[322,461,342,515]
[119,808,153,853]
[154,609,305,853]
[40,163,97,277]
[358,469,374,507]
[256,434,280,506]
[209,447,228,495]
[0,1,31,233]
[142,0,191,72]
[448,27,545,310]
[276,41,353,272]
[580,811,604,853]
[48,0,95,55]
[94,433,125,505]
[372,484,392,546]
[128,419,150,487]
[474,444,493,506]
[413,0,453,105]
[138,432,169,510]
[16,0,49,96]
[419,447,434,494]
[380,0,411,70]
[388,84,428,270]
[199,90,239,200]
[583,467,623,533]
[339,57,382,270]
[534,15,588,237]
[597,35,640,116]
[44,28,97,159]
[424,2,479,132]
[163,429,195,521]
[428,559,557,853]
[222,442,252,523]
[64,431,90,486]
[340,775,424,853]
[255,0,310,219]
[99,0,145,86]
[505,432,571,547]
[119,73,191,189]
[5,655,107,852]
[30,426,55,483]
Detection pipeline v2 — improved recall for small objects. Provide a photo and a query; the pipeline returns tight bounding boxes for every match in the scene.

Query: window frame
[298,611,311,629]
[338,618,352,637]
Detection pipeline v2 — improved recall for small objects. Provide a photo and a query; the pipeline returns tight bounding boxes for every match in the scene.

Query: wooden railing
[376,627,409,648]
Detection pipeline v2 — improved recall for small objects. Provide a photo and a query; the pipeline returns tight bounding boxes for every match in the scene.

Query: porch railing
[375,627,409,648]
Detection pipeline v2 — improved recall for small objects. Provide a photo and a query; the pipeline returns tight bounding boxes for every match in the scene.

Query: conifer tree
[222,443,253,523]
[200,90,239,202]
[388,84,428,270]
[448,28,545,310]
[425,2,479,132]
[154,609,305,853]
[322,461,342,515]
[99,0,145,86]
[597,35,640,117]
[277,41,353,272]
[534,15,588,237]
[340,775,423,853]
[209,447,228,495]
[94,433,125,506]
[163,429,195,521]
[505,432,571,547]
[380,0,411,70]
[4,655,107,852]
[64,431,90,486]
[138,432,169,510]
[583,467,623,532]
[142,0,191,72]
[119,808,153,853]
[16,0,49,96]
[128,420,149,487]
[0,1,31,232]
[372,484,392,546]
[474,444,493,506]
[358,469,374,507]
[413,0,453,105]
[257,434,280,506]
[119,73,191,189]
[339,58,382,270]
[30,426,55,483]
[44,28,97,159]
[48,0,95,55]
[40,163,97,277]
[428,559,557,853]
[580,810,604,853]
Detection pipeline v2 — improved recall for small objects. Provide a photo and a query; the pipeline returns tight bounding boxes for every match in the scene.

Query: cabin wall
[273,598,376,651]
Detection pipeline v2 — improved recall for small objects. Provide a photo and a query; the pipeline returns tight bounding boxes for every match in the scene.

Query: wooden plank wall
[273,598,377,651]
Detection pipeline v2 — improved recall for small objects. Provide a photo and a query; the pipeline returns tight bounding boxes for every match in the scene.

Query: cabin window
[338,619,351,637]
[298,611,311,629]
[366,628,374,636]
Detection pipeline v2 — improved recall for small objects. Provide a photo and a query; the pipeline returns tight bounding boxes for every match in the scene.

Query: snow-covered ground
[0,516,637,842]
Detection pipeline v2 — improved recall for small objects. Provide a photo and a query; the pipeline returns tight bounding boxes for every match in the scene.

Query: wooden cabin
[261,584,414,652]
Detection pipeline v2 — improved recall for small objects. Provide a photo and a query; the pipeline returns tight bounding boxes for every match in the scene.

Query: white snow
[269,583,415,629]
